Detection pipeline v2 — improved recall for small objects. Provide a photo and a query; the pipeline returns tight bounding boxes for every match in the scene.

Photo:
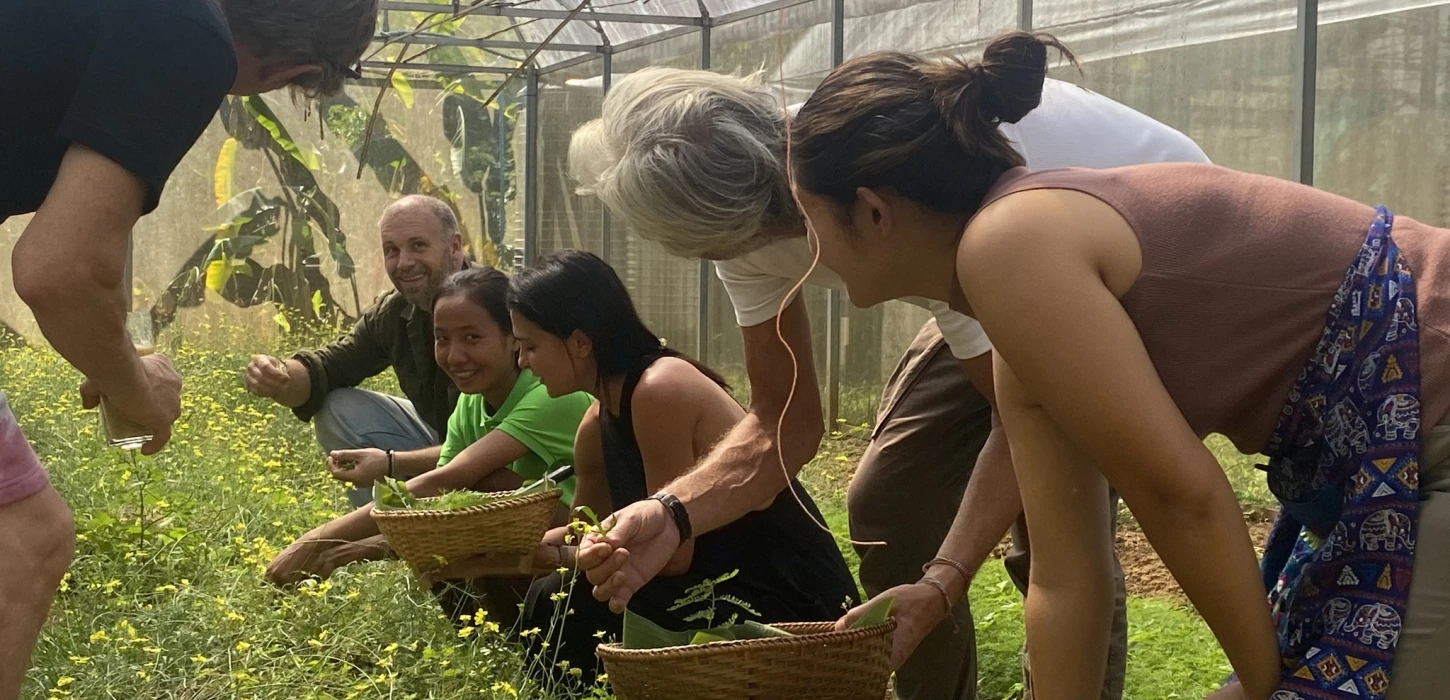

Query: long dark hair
[507,250,729,391]
[433,266,520,367]
[435,266,513,332]
[790,32,1076,221]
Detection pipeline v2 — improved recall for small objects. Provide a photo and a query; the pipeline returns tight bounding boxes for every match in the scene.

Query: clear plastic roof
[365,0,1444,82]
[366,0,800,79]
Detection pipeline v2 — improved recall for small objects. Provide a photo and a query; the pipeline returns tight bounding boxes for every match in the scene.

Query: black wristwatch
[386,449,396,479]
[650,493,693,542]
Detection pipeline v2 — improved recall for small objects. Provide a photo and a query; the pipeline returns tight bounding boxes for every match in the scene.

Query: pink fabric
[0,392,49,506]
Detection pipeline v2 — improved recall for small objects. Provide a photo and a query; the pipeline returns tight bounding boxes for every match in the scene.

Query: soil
[984,510,1277,604]
[1115,512,1276,603]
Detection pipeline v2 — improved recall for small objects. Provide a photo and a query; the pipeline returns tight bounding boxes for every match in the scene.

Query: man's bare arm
[12,145,181,448]
[663,295,823,535]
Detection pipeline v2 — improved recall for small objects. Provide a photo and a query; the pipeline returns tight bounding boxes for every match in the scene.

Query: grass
[5,337,1261,699]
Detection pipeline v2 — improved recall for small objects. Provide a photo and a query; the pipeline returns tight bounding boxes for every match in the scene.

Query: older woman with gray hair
[568,64,1208,699]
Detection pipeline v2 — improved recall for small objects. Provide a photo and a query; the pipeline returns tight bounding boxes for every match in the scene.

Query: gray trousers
[312,388,438,507]
[848,320,1127,700]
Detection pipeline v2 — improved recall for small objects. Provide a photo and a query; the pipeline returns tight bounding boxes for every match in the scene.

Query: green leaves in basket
[849,595,896,629]
[623,610,794,649]
[372,474,559,513]
[372,477,417,511]
[623,609,694,650]
[427,489,498,510]
[689,630,731,645]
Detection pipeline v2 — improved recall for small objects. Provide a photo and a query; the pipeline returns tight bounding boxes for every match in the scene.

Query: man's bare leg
[0,485,75,700]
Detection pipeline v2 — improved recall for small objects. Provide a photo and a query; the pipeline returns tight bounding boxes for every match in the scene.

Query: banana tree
[151,96,358,334]
[318,88,501,267]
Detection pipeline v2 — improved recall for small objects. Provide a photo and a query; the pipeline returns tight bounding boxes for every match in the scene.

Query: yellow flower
[55,677,75,687]
[225,611,245,622]
[457,626,475,639]
[67,656,89,664]
[88,630,109,643]
[235,641,251,652]
[472,609,488,626]
[191,654,209,664]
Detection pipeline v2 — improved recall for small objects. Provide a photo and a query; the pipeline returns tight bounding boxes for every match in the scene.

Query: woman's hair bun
[925,31,1077,130]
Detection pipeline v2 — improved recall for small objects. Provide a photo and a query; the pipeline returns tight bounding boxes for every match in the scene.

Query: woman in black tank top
[499,250,859,688]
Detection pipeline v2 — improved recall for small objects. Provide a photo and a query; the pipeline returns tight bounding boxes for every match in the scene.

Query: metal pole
[1292,0,1318,186]
[523,70,540,264]
[696,22,712,363]
[497,90,508,266]
[1018,0,1033,31]
[831,0,844,65]
[600,52,613,265]
[824,0,844,426]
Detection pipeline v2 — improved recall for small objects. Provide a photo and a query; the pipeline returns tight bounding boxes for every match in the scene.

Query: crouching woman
[440,250,860,687]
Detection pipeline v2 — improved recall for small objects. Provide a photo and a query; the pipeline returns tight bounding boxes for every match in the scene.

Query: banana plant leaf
[623,610,794,650]
[849,595,895,628]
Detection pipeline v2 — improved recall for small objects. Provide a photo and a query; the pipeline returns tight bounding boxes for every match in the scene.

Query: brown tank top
[977,164,1450,454]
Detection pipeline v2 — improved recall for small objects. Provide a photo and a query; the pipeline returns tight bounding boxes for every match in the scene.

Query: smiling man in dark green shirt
[243,195,474,506]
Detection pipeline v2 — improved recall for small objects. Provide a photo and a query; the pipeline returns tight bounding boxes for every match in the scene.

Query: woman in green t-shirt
[265,268,593,623]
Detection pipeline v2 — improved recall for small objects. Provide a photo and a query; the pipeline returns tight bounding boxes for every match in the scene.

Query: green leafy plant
[371,473,557,512]
[669,570,759,628]
[619,571,795,649]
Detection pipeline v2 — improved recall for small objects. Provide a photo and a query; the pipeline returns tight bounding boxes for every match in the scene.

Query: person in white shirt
[565,56,1209,698]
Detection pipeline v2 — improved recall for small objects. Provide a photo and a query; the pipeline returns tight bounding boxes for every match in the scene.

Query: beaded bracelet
[922,556,974,587]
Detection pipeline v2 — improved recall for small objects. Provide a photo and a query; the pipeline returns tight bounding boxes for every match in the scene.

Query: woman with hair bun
[787,31,1450,700]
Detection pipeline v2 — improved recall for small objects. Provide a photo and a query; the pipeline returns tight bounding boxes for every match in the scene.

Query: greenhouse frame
[3,0,1448,426]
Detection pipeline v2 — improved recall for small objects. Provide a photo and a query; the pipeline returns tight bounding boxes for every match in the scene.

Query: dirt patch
[1116,513,1276,603]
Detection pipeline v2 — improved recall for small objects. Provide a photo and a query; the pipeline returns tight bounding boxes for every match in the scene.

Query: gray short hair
[568,67,795,260]
[223,0,378,97]
[382,195,460,241]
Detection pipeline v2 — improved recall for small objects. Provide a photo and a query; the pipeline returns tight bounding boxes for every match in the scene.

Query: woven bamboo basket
[596,620,895,700]
[370,488,561,583]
